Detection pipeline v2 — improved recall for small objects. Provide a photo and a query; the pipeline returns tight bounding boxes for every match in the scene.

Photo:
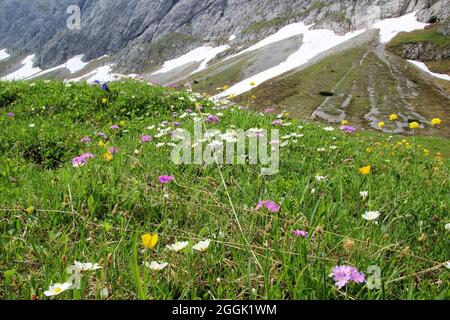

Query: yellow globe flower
[141,233,158,250]
[341,120,349,125]
[409,122,419,129]
[103,152,113,162]
[389,114,398,121]
[249,81,256,86]
[359,165,371,175]
[26,206,36,214]
[101,98,108,104]
[378,122,385,128]
[431,118,442,126]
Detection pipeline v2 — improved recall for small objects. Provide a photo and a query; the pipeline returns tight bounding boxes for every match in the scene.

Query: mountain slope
[0,0,448,71]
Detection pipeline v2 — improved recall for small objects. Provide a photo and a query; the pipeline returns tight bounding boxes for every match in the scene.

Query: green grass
[0,80,449,300]
[244,45,450,138]
[388,25,450,48]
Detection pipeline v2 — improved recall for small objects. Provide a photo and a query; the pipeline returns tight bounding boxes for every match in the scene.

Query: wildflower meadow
[0,80,448,300]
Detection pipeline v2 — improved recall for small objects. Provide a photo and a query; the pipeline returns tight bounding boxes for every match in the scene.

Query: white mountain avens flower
[145,261,168,271]
[74,261,102,272]
[360,191,369,198]
[193,239,211,252]
[44,282,72,297]
[362,211,381,221]
[167,241,189,252]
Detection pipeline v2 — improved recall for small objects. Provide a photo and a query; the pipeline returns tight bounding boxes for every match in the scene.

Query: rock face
[0,0,449,72]
[391,41,450,61]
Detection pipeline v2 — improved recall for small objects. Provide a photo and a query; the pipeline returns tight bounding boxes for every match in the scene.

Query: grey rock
[0,0,448,73]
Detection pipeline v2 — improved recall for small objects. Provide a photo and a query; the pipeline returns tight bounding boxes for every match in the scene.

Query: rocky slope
[0,0,449,72]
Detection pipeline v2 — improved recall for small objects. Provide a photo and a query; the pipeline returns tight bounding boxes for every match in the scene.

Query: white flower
[317,148,326,152]
[193,239,211,252]
[74,261,102,272]
[297,125,304,129]
[315,176,327,182]
[156,143,165,148]
[44,282,72,297]
[167,241,189,252]
[362,211,381,221]
[323,127,334,132]
[29,124,35,128]
[360,191,369,198]
[446,262,450,269]
[311,188,316,194]
[330,145,338,150]
[100,288,109,299]
[145,261,168,271]
[445,223,450,231]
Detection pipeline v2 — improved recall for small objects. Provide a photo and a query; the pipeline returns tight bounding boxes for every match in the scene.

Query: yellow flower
[251,95,256,100]
[378,122,385,128]
[431,118,442,126]
[359,165,371,175]
[98,140,107,147]
[341,120,349,125]
[26,206,36,214]
[222,85,229,91]
[249,81,256,86]
[409,122,419,129]
[229,94,236,100]
[141,233,158,250]
[103,152,113,162]
[101,98,108,104]
[119,120,126,126]
[366,147,373,153]
[284,112,290,117]
[389,114,398,121]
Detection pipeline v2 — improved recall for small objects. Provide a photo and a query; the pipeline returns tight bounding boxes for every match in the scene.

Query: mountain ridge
[0,0,449,72]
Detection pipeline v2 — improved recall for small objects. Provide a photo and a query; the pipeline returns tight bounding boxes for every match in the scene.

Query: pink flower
[293,230,308,238]
[108,147,119,154]
[140,135,152,143]
[339,125,356,134]
[205,115,220,124]
[7,112,14,118]
[80,136,91,143]
[110,124,120,130]
[159,175,174,184]
[72,153,95,167]
[272,120,283,126]
[330,266,365,289]
[255,200,280,213]
[265,107,275,113]
[97,132,107,139]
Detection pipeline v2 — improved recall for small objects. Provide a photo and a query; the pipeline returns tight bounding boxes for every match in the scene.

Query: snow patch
[152,45,230,76]
[28,55,90,79]
[217,24,365,97]
[1,54,41,80]
[228,34,236,41]
[408,60,450,81]
[67,64,135,83]
[0,49,10,61]
[372,12,428,43]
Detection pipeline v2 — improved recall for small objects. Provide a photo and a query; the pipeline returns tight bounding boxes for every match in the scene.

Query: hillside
[0,80,449,299]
